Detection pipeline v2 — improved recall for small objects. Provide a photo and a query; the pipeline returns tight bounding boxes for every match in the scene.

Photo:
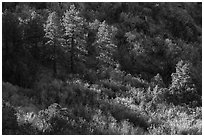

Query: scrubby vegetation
[2,2,202,135]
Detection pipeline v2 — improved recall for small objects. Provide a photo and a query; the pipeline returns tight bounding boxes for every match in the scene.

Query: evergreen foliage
[44,11,62,76]
[169,60,201,106]
[61,4,87,73]
[96,21,118,67]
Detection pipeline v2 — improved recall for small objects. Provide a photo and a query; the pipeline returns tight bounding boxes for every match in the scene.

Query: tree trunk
[34,42,39,60]
[53,43,57,77]
[70,37,74,73]
[5,36,9,61]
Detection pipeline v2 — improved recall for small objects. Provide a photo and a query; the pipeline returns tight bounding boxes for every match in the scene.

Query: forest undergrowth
[3,67,202,135]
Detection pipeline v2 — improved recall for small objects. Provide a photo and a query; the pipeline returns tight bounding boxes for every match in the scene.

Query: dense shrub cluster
[2,68,202,135]
[2,101,19,134]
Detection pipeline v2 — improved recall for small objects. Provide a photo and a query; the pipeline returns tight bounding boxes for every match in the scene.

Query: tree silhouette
[62,4,87,73]
[44,11,61,76]
[96,21,118,68]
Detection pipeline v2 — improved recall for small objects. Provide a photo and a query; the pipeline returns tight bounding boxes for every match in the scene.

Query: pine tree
[24,11,44,60]
[169,60,200,105]
[96,21,117,68]
[62,4,87,73]
[44,11,61,76]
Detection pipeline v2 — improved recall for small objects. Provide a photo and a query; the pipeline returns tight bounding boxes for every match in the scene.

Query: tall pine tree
[169,60,200,105]
[44,11,61,76]
[96,21,118,68]
[62,4,87,73]
[24,11,44,60]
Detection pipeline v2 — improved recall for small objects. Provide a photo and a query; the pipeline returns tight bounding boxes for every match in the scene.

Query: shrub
[36,79,63,107]
[109,68,126,82]
[99,99,149,130]
[36,103,67,134]
[70,81,100,106]
[2,82,35,107]
[2,100,40,135]
[99,79,128,95]
[124,74,149,88]
[100,87,115,99]
[2,101,19,134]
[118,120,145,135]
[83,69,98,83]
[97,67,113,79]
[2,82,19,101]
[17,123,40,135]
[146,86,168,104]
[125,87,146,105]
[150,73,165,88]
[33,103,93,134]
[90,109,145,135]
[147,104,202,135]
